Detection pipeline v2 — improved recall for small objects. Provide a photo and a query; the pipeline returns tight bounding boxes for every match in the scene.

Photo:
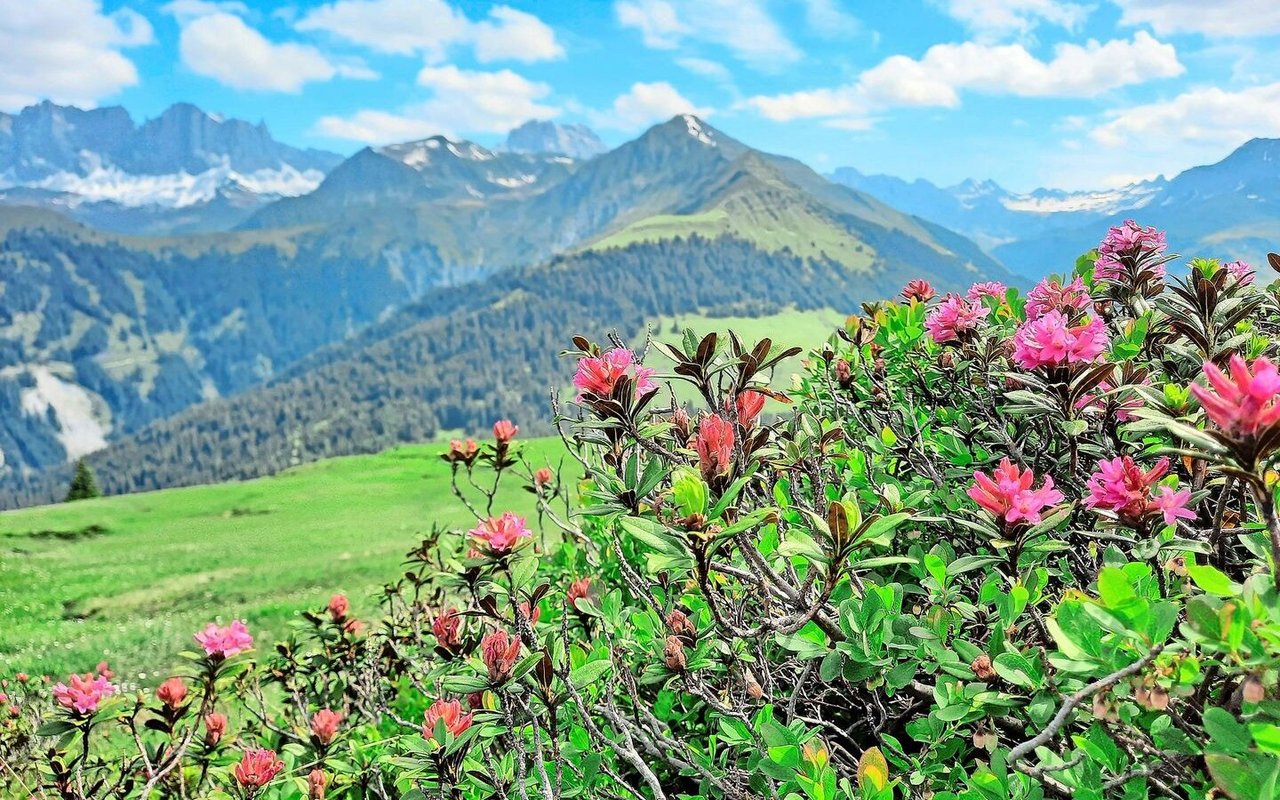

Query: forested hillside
[3,230,1012,506]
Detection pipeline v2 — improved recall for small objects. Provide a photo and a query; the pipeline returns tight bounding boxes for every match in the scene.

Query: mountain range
[1,100,1277,507]
[830,137,1280,276]
[0,108,1012,506]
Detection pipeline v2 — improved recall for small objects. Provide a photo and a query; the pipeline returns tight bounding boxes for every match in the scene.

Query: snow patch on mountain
[1001,182,1162,215]
[6,158,325,209]
[19,366,110,461]
[684,115,715,146]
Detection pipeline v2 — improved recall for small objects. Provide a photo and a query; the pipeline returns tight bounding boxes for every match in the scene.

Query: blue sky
[4,0,1280,191]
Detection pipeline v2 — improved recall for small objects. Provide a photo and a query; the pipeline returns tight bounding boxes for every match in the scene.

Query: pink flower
[1190,355,1280,440]
[1085,456,1173,527]
[696,414,735,480]
[433,607,463,651]
[481,629,522,683]
[53,672,117,715]
[446,438,479,464]
[968,459,1064,526]
[925,294,990,344]
[901,279,936,302]
[967,281,1006,301]
[1025,276,1092,321]
[1094,221,1167,282]
[204,712,228,746]
[469,512,532,555]
[1223,260,1254,285]
[422,699,473,743]
[327,594,348,621]
[533,467,554,487]
[1153,486,1196,527]
[1013,311,1109,369]
[734,390,767,429]
[567,577,591,608]
[194,620,254,659]
[156,677,188,709]
[310,709,342,745]
[573,348,657,401]
[1099,219,1167,259]
[308,769,328,800]
[493,419,518,445]
[234,748,284,789]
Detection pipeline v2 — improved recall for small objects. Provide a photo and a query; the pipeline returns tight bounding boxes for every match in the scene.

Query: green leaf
[992,652,1041,690]
[569,659,613,689]
[1186,562,1240,597]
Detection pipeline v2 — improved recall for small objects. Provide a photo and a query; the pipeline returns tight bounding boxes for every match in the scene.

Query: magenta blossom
[968,459,1064,526]
[1190,355,1280,440]
[901,279,936,302]
[1025,276,1092,321]
[1099,220,1167,259]
[967,281,1007,301]
[1084,456,1193,528]
[573,348,657,401]
[194,620,254,659]
[469,512,532,555]
[695,414,735,480]
[53,672,118,715]
[925,294,990,344]
[1013,311,1109,369]
[1223,260,1254,285]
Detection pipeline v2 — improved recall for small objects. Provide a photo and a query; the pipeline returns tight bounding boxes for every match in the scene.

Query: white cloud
[0,0,153,110]
[615,0,800,68]
[676,57,733,82]
[589,81,710,130]
[315,65,558,143]
[940,0,1092,39]
[1091,82,1280,148]
[296,0,562,63]
[800,0,861,37]
[176,12,375,92]
[1112,0,1280,37]
[472,6,565,62]
[745,33,1182,121]
[159,0,249,23]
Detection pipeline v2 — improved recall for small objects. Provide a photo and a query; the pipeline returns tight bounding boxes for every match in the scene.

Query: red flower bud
[308,769,328,800]
[327,594,349,621]
[204,712,228,746]
[310,709,342,745]
[156,677,188,709]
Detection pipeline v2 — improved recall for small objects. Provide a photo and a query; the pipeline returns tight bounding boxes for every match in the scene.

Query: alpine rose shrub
[10,229,1280,800]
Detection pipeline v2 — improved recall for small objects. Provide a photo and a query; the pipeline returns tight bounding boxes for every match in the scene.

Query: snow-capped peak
[379,137,498,169]
[683,114,716,146]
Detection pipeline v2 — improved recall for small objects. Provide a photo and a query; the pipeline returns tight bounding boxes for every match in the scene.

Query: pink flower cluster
[1013,311,1109,370]
[1223,260,1254,285]
[1191,355,1280,440]
[967,281,1006,301]
[696,414,735,479]
[1085,456,1194,528]
[1094,220,1167,280]
[53,670,118,715]
[235,748,284,789]
[194,620,254,659]
[1024,276,1092,320]
[481,629,522,683]
[969,459,1064,526]
[734,389,767,429]
[925,294,990,344]
[573,348,657,401]
[469,512,532,555]
[423,698,473,743]
[901,279,936,302]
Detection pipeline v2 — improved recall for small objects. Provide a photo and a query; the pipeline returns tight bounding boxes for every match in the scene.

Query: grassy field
[0,310,836,682]
[0,438,565,680]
